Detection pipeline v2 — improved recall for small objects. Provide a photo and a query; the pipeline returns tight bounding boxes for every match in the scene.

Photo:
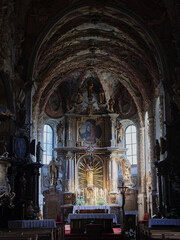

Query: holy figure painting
[79,119,102,143]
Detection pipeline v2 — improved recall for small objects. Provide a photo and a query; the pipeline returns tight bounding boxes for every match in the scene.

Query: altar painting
[78,118,102,144]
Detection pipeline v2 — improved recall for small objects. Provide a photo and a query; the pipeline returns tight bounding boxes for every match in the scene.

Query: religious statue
[99,89,105,104]
[116,122,124,143]
[108,97,115,112]
[66,98,73,112]
[154,139,160,161]
[57,121,63,143]
[86,163,94,188]
[120,155,133,186]
[36,141,43,163]
[26,201,38,220]
[48,158,59,188]
[77,91,83,104]
[87,78,93,99]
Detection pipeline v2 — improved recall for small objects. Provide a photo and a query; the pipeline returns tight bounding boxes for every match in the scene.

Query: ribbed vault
[31,4,163,123]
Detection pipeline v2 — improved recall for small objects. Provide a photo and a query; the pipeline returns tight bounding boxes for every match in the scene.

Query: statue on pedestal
[120,155,133,187]
[48,158,59,189]
[108,97,115,112]
[77,91,83,104]
[36,141,43,163]
[57,121,63,143]
[116,122,124,143]
[99,89,105,104]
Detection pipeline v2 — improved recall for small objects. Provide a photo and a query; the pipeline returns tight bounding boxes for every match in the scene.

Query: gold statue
[99,89,104,104]
[86,164,93,188]
[109,97,115,112]
[77,91,83,104]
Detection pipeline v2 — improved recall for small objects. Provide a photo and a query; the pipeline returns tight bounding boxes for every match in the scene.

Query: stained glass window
[125,125,137,164]
[43,124,53,164]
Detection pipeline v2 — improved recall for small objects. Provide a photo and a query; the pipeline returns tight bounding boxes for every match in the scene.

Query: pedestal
[43,190,62,220]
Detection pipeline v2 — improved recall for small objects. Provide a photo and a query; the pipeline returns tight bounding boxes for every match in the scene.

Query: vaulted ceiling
[27,1,173,121]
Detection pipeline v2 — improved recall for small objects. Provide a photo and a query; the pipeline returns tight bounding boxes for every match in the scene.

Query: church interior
[0,0,180,239]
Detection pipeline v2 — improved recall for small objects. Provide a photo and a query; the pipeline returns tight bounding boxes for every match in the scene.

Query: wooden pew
[0,228,54,240]
[7,219,57,240]
[148,219,180,240]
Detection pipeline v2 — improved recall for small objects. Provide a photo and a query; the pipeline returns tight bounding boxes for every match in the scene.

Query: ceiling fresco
[23,0,175,120]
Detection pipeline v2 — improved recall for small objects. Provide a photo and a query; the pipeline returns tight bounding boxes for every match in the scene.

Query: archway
[27,3,167,220]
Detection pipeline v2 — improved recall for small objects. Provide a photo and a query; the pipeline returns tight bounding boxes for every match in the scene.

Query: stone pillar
[148,116,157,215]
[138,126,146,220]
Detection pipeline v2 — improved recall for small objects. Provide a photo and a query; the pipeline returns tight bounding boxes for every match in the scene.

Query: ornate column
[66,117,73,147]
[64,152,75,193]
[109,114,118,147]
[62,152,75,205]
[138,126,146,220]
[109,152,118,204]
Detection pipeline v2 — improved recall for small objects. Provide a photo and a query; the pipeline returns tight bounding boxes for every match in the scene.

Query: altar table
[8,220,56,240]
[68,213,117,233]
[73,205,110,214]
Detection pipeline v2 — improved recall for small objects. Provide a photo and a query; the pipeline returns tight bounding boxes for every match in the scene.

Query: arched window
[43,124,53,164]
[125,125,137,165]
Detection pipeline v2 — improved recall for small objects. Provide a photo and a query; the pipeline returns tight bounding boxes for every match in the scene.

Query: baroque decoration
[0,0,179,228]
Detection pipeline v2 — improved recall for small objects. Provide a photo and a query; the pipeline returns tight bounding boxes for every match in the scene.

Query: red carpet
[65,224,122,240]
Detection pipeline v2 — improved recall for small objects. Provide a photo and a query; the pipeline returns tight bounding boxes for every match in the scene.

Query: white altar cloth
[68,213,117,224]
[73,205,110,213]
[8,219,56,229]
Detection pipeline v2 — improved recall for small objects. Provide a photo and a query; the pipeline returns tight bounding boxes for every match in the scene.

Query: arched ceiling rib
[32,5,162,119]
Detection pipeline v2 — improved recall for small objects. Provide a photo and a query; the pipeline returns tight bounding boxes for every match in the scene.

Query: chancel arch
[28,3,167,222]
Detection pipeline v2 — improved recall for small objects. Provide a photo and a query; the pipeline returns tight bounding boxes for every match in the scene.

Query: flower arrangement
[167,208,180,219]
[124,229,136,240]
[97,196,106,205]
[76,196,85,206]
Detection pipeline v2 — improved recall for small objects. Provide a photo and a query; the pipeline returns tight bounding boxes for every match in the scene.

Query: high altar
[46,79,134,223]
